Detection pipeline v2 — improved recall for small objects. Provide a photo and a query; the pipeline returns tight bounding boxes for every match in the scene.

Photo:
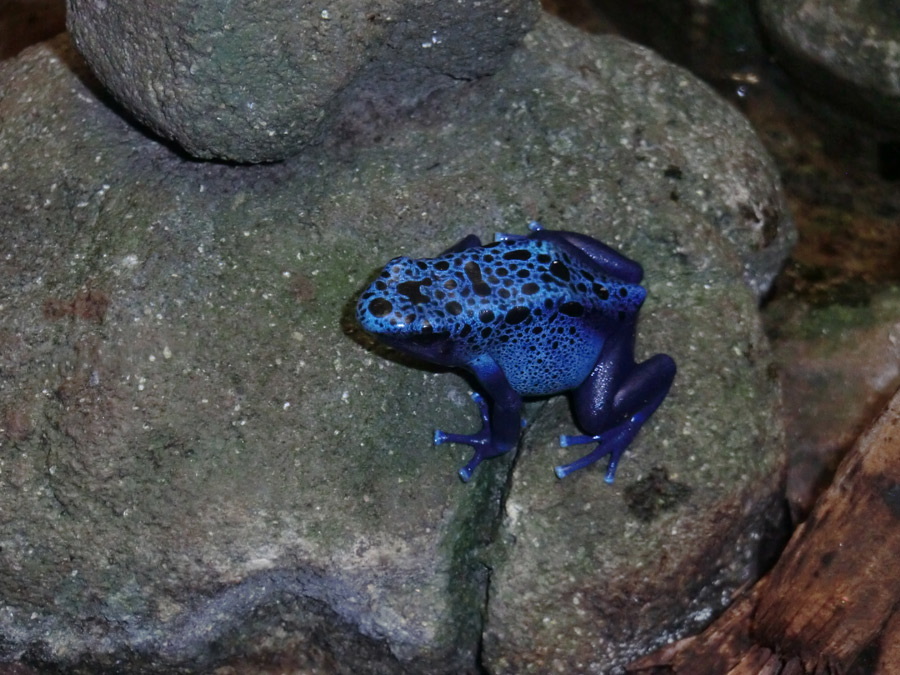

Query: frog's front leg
[434,355,523,482]
[557,329,676,482]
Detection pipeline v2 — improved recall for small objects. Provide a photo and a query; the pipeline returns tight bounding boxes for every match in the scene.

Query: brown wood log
[875,609,900,674]
[629,386,900,674]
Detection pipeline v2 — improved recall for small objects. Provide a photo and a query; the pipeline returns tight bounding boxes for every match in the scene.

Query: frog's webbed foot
[435,392,519,482]
[556,422,638,483]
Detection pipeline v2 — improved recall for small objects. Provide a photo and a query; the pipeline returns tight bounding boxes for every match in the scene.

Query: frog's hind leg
[528,224,644,284]
[557,335,676,482]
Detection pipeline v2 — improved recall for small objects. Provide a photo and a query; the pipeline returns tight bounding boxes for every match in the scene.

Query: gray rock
[65,0,541,163]
[0,16,789,674]
[759,0,900,132]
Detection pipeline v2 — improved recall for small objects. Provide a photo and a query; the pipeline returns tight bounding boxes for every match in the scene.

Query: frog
[356,221,676,483]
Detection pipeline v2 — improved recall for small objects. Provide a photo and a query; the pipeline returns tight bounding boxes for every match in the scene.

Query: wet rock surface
[65,0,541,163]
[758,0,900,132]
[0,14,790,674]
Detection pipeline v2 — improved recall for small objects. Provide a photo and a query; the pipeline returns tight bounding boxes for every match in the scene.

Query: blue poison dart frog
[356,222,676,483]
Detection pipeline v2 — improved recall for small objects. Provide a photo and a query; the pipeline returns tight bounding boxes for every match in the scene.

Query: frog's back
[433,238,645,395]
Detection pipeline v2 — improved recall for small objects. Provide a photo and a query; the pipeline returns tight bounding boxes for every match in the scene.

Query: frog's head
[357,255,456,360]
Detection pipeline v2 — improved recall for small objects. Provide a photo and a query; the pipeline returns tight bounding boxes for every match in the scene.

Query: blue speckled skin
[357,222,676,482]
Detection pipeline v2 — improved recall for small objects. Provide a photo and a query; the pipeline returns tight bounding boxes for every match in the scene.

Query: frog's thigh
[571,332,675,434]
[570,329,634,433]
[533,230,643,284]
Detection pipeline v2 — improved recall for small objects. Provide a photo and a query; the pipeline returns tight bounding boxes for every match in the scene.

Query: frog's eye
[368,298,393,318]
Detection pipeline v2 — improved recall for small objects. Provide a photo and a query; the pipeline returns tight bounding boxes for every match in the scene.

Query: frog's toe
[457,442,512,482]
[468,391,489,417]
[554,445,617,482]
[434,429,485,446]
[435,390,494,446]
[433,423,494,481]
[555,426,635,482]
[458,454,485,482]
[559,433,595,447]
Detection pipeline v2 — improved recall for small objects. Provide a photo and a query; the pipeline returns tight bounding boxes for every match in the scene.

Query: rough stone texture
[759,0,900,133]
[0,16,790,674]
[65,0,541,163]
